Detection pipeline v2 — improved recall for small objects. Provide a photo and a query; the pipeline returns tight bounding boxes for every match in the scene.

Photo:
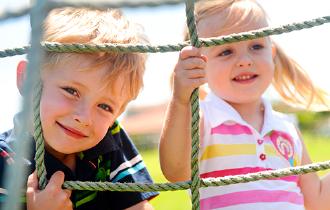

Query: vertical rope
[3,0,47,209]
[33,83,47,189]
[29,0,48,189]
[185,0,201,209]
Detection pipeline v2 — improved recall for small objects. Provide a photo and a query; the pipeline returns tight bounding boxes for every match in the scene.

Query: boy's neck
[45,144,77,171]
[230,100,265,132]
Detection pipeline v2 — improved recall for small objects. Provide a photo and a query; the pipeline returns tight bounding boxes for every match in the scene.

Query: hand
[172,46,207,105]
[26,171,73,210]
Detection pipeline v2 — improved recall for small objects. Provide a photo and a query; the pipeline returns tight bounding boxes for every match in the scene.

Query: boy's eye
[251,44,264,50]
[218,49,232,57]
[62,87,79,97]
[98,104,113,113]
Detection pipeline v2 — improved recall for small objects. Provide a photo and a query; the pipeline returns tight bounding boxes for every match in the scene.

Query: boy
[0,7,158,210]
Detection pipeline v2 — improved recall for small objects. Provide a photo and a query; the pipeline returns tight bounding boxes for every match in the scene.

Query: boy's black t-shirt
[0,122,158,210]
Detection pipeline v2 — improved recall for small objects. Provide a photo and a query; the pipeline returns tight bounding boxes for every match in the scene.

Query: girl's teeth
[236,75,252,80]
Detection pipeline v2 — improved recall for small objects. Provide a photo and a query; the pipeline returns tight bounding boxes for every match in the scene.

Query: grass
[140,132,330,210]
[141,149,191,210]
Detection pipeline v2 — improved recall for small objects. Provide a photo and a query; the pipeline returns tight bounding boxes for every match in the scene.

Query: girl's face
[199,12,276,106]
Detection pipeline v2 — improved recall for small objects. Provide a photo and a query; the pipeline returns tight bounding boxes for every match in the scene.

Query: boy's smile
[39,55,128,162]
[56,121,88,139]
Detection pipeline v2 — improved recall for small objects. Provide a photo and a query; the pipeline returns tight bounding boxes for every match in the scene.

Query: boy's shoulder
[0,130,15,191]
[0,130,14,156]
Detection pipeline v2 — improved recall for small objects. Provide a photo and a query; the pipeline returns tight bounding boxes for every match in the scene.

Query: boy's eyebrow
[102,96,119,107]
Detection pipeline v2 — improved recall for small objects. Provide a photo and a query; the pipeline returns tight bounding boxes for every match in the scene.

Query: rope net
[1,0,330,210]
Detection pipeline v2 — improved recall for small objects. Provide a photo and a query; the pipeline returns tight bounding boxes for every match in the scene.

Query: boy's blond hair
[42,7,148,108]
[186,0,328,110]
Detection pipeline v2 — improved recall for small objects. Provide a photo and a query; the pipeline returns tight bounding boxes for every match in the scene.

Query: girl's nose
[236,55,253,68]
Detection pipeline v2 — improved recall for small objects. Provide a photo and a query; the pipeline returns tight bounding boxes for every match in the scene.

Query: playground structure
[1,1,330,210]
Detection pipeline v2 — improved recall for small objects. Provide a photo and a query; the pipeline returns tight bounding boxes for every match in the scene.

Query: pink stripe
[200,167,298,183]
[200,190,304,209]
[211,123,252,135]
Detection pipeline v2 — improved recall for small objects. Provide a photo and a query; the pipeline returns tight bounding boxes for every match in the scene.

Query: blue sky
[0,0,329,131]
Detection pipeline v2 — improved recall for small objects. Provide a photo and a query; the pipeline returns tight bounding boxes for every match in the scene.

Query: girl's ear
[16,60,27,95]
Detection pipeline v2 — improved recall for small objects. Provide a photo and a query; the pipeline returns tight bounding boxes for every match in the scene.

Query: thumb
[46,171,65,191]
[26,170,39,193]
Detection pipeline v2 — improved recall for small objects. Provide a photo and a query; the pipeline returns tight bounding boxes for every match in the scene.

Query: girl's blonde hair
[42,7,149,106]
[187,0,329,110]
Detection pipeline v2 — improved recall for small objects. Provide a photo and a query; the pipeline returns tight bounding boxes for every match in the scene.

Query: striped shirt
[199,92,304,210]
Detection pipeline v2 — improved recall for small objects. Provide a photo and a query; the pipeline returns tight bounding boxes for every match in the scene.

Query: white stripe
[199,180,302,199]
[109,155,142,180]
[200,155,258,173]
[202,134,255,146]
[200,153,291,174]
[0,188,8,194]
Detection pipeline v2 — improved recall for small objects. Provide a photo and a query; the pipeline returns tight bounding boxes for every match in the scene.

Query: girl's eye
[98,104,113,113]
[251,44,264,50]
[218,49,232,57]
[62,87,79,97]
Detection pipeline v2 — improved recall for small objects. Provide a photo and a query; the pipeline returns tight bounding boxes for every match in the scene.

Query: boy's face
[39,56,128,159]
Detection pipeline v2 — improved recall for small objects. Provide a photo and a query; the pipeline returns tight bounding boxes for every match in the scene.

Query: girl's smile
[232,72,259,84]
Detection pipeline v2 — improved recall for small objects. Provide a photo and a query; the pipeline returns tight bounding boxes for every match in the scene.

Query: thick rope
[1,16,329,58]
[49,0,184,9]
[62,160,330,191]
[33,83,48,189]
[3,1,48,210]
[185,0,200,209]
[28,0,49,190]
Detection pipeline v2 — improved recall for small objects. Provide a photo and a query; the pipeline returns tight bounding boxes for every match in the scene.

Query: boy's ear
[16,60,27,95]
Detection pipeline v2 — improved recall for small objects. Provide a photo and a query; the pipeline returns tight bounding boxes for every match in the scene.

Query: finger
[26,170,39,192]
[185,69,206,79]
[180,46,201,60]
[45,171,65,192]
[190,77,207,87]
[63,189,72,198]
[179,57,206,70]
[64,200,73,210]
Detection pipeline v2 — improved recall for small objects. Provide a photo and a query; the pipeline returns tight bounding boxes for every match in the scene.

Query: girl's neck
[228,99,265,132]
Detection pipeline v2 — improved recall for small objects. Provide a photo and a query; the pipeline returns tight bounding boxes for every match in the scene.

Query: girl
[159,0,330,209]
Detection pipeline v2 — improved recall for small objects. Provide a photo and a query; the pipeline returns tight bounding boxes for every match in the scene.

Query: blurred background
[1,1,330,209]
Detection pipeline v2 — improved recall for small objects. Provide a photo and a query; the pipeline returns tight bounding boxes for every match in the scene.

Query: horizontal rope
[63,160,330,192]
[1,15,329,58]
[0,46,29,58]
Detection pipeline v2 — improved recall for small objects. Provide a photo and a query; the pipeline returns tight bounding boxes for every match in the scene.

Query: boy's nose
[73,106,92,126]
